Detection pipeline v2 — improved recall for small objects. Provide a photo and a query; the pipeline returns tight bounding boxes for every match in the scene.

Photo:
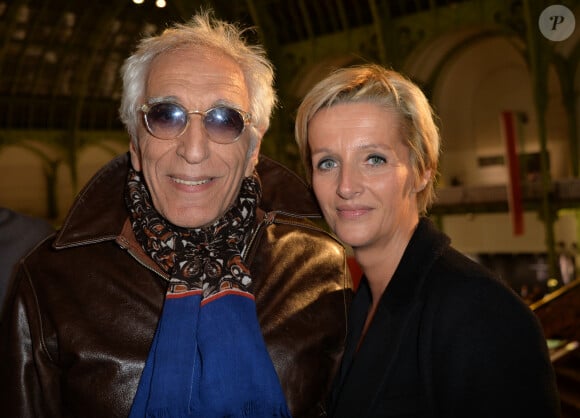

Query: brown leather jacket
[0,153,352,418]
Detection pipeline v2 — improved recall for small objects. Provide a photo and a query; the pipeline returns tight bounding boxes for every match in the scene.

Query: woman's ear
[414,168,432,193]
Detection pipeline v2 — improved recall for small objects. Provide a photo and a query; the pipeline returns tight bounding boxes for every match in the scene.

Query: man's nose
[176,116,210,163]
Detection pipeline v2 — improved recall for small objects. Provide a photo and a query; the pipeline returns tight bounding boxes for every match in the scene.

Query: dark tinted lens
[146,103,187,139]
[204,107,245,142]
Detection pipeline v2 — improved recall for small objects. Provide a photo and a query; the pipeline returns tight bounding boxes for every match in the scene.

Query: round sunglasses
[140,102,252,143]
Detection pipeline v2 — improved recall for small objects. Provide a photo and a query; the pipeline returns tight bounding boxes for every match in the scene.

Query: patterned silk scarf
[125,168,291,418]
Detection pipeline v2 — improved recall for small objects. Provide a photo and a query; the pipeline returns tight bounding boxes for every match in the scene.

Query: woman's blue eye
[317,159,336,170]
[367,155,386,165]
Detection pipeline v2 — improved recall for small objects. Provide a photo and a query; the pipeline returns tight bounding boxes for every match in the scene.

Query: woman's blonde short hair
[295,64,440,214]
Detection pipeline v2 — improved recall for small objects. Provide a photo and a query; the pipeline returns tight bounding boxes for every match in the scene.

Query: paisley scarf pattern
[125,168,291,418]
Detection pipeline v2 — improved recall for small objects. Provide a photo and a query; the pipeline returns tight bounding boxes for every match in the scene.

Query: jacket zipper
[242,211,273,260]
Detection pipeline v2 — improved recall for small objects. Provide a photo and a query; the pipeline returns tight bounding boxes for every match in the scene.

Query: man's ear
[129,139,142,171]
[245,136,262,177]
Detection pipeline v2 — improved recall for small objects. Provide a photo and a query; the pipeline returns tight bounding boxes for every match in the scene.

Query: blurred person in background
[0,206,54,314]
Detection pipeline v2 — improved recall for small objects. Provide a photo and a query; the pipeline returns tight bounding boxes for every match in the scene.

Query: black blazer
[328,218,561,418]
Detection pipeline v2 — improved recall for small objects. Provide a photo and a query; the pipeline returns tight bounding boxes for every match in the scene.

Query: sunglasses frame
[140,102,252,144]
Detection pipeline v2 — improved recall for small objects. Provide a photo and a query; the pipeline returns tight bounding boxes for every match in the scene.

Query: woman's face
[130,46,259,228]
[308,102,424,252]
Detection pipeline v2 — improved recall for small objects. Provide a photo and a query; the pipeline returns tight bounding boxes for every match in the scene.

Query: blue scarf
[125,168,291,418]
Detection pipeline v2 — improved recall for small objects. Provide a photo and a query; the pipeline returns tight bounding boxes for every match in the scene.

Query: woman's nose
[336,164,362,199]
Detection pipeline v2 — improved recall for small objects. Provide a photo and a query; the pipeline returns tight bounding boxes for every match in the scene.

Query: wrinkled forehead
[146,45,250,109]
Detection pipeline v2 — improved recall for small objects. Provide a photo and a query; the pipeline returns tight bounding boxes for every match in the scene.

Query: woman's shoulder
[426,245,538,328]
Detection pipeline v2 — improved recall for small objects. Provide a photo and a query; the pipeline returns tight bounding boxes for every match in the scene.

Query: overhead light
[131,0,166,7]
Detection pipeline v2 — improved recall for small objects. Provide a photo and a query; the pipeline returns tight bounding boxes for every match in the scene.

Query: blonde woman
[295,64,560,418]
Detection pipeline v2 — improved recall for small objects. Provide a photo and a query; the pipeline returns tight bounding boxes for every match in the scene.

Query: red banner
[500,111,524,235]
